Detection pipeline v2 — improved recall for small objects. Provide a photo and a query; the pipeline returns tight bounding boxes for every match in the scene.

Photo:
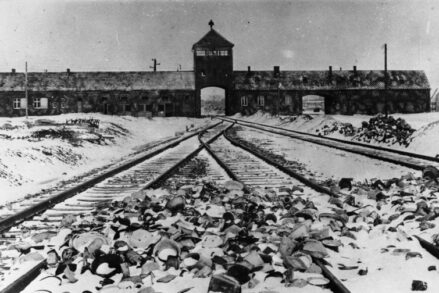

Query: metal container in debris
[208,274,241,293]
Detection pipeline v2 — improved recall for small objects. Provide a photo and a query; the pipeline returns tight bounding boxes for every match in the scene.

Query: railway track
[0,122,227,292]
[220,117,439,171]
[3,118,439,293]
[221,123,439,293]
[2,121,352,293]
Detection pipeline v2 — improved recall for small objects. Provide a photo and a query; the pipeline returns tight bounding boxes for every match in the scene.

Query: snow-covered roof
[233,70,430,90]
[0,71,195,91]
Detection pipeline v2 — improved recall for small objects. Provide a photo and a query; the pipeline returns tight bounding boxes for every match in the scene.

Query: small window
[33,97,48,109]
[196,50,206,56]
[257,96,265,106]
[33,98,41,108]
[123,104,131,112]
[285,95,292,105]
[13,98,21,109]
[146,104,153,112]
[158,104,165,112]
[241,96,248,106]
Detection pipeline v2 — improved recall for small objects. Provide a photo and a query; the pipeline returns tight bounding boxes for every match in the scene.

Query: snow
[0,113,210,205]
[234,127,419,182]
[232,111,439,156]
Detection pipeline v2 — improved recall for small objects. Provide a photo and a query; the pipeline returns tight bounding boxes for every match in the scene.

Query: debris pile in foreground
[3,168,439,293]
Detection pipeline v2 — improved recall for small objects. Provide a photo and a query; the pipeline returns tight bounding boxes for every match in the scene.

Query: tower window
[197,50,229,56]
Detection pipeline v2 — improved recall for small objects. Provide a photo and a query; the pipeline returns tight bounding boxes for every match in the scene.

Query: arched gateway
[200,87,226,116]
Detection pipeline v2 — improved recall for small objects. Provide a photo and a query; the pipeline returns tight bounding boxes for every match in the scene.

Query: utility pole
[150,59,160,72]
[25,62,28,119]
[384,43,388,117]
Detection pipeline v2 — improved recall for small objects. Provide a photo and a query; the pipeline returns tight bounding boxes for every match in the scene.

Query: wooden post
[150,59,160,72]
[25,62,28,119]
[384,44,388,116]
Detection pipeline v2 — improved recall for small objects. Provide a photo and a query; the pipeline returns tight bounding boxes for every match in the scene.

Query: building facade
[0,22,430,117]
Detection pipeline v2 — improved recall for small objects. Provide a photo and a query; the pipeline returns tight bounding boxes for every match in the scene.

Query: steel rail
[415,235,439,259]
[222,128,341,198]
[314,258,351,293]
[0,122,227,293]
[0,122,221,233]
[204,130,350,293]
[146,123,232,189]
[198,123,242,183]
[220,117,437,170]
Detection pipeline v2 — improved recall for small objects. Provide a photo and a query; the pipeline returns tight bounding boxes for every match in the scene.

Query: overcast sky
[0,0,438,90]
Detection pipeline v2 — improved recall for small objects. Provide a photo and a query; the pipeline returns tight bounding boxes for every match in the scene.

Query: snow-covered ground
[233,127,419,182]
[0,113,210,205]
[232,111,439,157]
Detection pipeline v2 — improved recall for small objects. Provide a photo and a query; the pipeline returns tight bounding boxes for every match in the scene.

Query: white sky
[0,0,438,90]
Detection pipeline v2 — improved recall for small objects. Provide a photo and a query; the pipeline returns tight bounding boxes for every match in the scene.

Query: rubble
[316,114,416,147]
[5,168,439,293]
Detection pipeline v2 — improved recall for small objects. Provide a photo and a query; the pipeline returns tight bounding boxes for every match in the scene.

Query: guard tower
[193,20,234,116]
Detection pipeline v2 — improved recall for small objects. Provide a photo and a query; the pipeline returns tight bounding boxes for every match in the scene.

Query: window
[257,96,265,106]
[197,50,228,56]
[146,104,153,112]
[241,96,248,106]
[123,104,131,112]
[158,104,165,112]
[285,95,292,105]
[33,97,48,109]
[13,98,21,109]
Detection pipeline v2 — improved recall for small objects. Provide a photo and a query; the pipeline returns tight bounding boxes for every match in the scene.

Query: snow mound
[0,113,209,205]
[406,120,439,157]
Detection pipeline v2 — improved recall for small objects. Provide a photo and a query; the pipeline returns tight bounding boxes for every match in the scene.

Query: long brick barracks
[0,22,431,117]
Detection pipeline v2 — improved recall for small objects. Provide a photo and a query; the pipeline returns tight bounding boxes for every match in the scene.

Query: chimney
[66,68,71,74]
[353,66,357,74]
[273,66,280,77]
[328,66,332,79]
[11,68,16,74]
[247,66,251,73]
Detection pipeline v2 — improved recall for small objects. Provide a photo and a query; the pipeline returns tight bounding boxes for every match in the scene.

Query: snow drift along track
[221,117,439,170]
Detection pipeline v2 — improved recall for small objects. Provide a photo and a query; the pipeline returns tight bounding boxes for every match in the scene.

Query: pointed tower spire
[208,19,214,30]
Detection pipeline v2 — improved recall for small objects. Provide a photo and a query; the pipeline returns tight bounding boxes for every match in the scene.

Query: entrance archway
[200,87,225,116]
[302,95,325,114]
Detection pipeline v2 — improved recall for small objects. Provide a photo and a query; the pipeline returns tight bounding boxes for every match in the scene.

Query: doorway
[200,87,225,116]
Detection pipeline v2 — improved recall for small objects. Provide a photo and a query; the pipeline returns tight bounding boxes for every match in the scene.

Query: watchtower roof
[192,28,234,50]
